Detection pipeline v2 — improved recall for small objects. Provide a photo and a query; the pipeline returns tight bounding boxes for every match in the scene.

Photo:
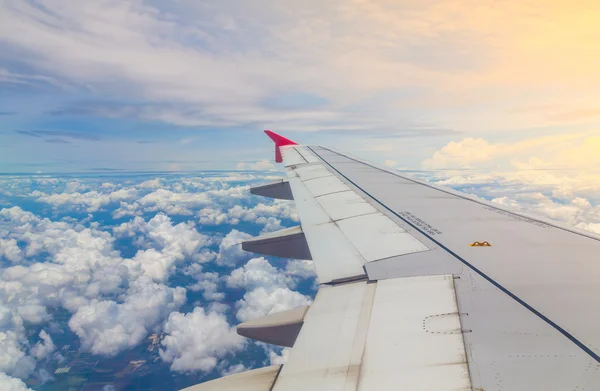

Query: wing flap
[270,276,471,391]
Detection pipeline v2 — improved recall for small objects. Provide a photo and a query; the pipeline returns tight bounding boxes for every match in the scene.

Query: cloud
[34,188,138,212]
[422,133,600,170]
[227,202,298,224]
[226,257,295,291]
[186,271,225,301]
[226,257,313,322]
[159,308,245,373]
[135,189,211,215]
[10,0,600,135]
[30,330,55,360]
[198,201,298,229]
[137,178,163,189]
[114,213,215,281]
[235,286,312,322]
[0,206,199,361]
[0,239,22,263]
[68,276,186,356]
[383,160,396,167]
[215,230,253,267]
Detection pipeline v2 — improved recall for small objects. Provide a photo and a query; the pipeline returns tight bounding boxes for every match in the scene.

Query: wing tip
[264,130,297,163]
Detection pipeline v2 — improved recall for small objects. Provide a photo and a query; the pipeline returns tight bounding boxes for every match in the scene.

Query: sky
[1,0,600,172]
[2,1,600,391]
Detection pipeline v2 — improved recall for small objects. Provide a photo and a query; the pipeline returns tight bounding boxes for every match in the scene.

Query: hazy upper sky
[1,0,600,172]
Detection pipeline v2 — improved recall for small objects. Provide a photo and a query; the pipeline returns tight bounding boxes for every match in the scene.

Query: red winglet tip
[264,130,297,163]
[264,130,297,146]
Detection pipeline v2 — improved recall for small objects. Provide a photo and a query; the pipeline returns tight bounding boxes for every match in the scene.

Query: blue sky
[2,0,600,172]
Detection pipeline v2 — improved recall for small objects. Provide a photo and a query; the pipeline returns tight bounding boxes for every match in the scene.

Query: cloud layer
[0,172,311,389]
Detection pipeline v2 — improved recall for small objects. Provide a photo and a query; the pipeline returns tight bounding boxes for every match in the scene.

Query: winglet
[265,130,297,163]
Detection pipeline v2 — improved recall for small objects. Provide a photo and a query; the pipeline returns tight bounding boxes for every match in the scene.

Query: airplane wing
[184,131,600,391]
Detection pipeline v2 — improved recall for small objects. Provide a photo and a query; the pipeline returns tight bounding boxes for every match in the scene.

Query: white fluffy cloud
[0,239,22,263]
[198,202,298,232]
[136,189,210,216]
[0,207,198,363]
[226,258,295,291]
[0,372,32,391]
[187,271,225,301]
[30,330,55,360]
[227,258,313,322]
[160,308,245,373]
[235,287,312,323]
[0,173,314,387]
[115,213,215,281]
[34,188,138,213]
[216,230,253,267]
[69,276,186,356]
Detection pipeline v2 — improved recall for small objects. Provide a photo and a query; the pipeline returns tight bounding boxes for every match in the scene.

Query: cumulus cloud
[0,372,32,391]
[226,257,313,322]
[227,202,298,224]
[226,257,295,291]
[235,287,312,322]
[34,188,138,213]
[160,308,245,372]
[115,213,215,281]
[216,230,253,267]
[69,276,186,356]
[0,239,22,263]
[198,207,229,225]
[136,190,209,216]
[130,185,249,216]
[198,201,298,229]
[0,206,197,362]
[30,330,55,360]
[137,178,164,189]
[187,271,225,301]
